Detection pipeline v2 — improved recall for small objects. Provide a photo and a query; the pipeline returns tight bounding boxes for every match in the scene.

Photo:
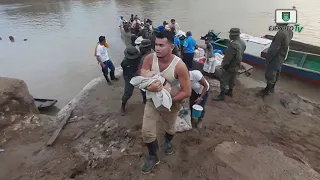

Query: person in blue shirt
[174,36,180,49]
[182,31,196,69]
[170,30,181,56]
[157,21,168,32]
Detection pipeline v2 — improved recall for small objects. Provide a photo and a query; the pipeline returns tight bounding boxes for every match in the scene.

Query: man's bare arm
[172,61,191,102]
[96,56,103,64]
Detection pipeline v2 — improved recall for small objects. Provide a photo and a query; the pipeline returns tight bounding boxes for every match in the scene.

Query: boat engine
[200,30,221,42]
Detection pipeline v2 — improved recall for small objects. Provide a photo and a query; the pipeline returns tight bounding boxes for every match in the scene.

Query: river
[0,0,319,108]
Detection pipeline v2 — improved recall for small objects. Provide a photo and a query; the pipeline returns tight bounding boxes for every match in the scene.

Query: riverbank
[1,69,320,179]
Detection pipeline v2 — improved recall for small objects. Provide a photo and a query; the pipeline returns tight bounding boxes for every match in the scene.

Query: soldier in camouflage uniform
[257,23,293,97]
[120,46,141,115]
[214,28,246,101]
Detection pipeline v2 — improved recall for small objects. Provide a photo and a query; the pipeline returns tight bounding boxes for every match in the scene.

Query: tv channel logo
[275,9,297,24]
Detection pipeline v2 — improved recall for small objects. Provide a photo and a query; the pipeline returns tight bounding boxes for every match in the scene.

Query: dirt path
[1,76,320,180]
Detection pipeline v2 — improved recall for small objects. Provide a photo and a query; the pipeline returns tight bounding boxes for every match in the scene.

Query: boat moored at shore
[202,31,320,85]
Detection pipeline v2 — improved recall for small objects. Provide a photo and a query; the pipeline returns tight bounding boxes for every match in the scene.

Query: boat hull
[263,34,320,55]
[212,43,320,85]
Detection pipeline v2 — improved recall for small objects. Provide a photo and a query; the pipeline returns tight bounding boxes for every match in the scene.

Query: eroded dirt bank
[1,76,320,180]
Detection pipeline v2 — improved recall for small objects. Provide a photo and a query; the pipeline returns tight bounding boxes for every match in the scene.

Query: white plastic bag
[215,53,224,62]
[198,48,205,57]
[194,49,200,59]
[203,57,214,73]
[175,107,192,132]
[208,53,224,73]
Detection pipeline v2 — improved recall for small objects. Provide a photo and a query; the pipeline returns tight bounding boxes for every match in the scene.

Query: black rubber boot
[213,92,225,101]
[120,102,126,116]
[270,83,276,93]
[256,84,273,97]
[225,89,233,97]
[141,140,160,174]
[102,67,112,85]
[164,133,174,155]
[103,75,112,85]
[110,71,118,81]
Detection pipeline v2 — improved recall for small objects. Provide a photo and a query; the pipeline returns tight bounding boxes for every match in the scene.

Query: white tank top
[151,53,180,86]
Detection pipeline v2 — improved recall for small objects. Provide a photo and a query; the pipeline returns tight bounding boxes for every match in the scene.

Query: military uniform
[120,47,141,115]
[259,27,293,96]
[214,28,246,101]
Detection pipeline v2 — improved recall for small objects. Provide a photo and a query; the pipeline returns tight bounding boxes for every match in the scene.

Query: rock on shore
[0,77,39,130]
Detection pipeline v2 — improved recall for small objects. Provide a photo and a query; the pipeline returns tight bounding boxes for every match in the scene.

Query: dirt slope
[1,77,320,180]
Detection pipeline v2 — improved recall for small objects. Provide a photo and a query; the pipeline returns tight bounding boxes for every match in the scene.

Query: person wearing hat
[214,28,246,101]
[139,39,153,68]
[138,39,154,104]
[257,22,293,97]
[120,46,142,115]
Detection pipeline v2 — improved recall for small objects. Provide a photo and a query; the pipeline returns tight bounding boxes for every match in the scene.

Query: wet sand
[1,74,320,180]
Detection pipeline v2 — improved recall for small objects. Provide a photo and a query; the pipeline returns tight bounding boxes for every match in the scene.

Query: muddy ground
[1,75,320,180]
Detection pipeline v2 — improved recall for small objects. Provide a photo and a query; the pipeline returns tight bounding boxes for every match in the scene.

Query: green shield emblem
[282,12,290,22]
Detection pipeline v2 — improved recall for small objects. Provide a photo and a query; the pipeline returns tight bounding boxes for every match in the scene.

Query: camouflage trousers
[220,70,237,93]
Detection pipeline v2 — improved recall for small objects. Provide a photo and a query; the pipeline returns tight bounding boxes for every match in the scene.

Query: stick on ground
[46,110,73,146]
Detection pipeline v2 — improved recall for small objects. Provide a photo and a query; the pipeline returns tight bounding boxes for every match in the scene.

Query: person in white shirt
[95,36,118,85]
[131,16,141,35]
[170,19,181,33]
[189,70,209,128]
[119,16,125,28]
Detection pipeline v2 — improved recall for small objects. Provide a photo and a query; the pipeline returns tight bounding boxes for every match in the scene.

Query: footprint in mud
[181,137,203,147]
[68,162,87,179]
[179,146,189,162]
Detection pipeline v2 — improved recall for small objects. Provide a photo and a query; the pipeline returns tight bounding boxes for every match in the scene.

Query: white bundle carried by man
[203,51,224,73]
[130,73,173,110]
[130,71,192,132]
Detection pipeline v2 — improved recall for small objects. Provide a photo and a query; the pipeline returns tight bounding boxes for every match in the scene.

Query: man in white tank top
[139,31,191,174]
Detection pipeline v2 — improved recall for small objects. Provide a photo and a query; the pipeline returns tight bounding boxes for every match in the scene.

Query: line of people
[120,15,198,71]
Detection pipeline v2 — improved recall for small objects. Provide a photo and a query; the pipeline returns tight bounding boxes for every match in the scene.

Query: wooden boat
[262,34,320,55]
[34,98,57,109]
[203,31,320,85]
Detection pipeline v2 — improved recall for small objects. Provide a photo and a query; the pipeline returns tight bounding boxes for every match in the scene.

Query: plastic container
[192,104,203,119]
[213,49,222,55]
[199,57,206,63]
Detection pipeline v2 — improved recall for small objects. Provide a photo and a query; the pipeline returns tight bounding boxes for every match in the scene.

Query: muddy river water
[0,0,319,107]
